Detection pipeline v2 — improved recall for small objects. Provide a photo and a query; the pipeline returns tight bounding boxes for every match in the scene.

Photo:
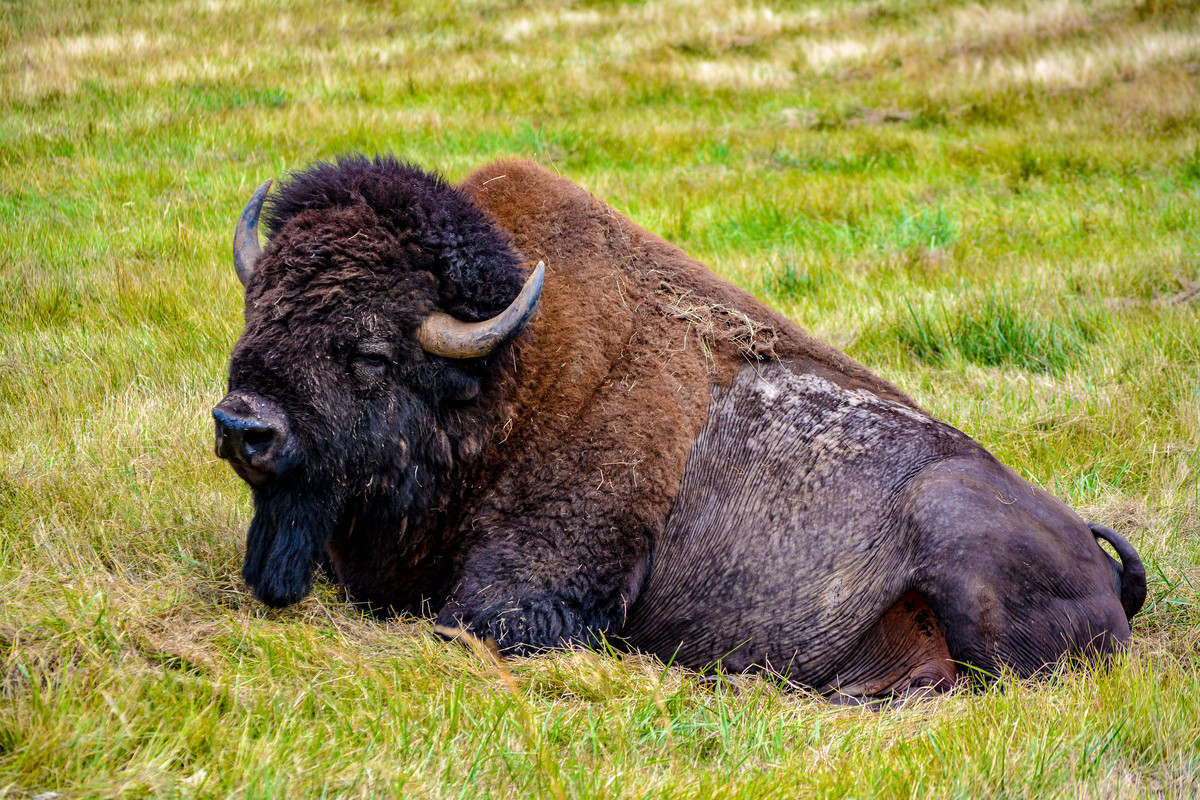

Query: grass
[856,290,1106,374]
[2,0,1200,796]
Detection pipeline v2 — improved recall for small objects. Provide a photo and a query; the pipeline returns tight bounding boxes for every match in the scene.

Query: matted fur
[262,154,526,322]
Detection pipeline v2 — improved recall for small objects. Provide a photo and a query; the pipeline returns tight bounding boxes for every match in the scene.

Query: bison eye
[356,354,388,368]
[352,352,390,379]
[352,352,386,369]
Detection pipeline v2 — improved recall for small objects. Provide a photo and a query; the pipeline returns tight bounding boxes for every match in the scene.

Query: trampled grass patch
[3,0,1200,797]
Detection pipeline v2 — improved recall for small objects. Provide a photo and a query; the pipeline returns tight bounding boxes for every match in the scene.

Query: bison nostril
[242,426,274,453]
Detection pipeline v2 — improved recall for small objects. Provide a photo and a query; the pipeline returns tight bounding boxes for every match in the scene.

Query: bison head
[213,156,543,609]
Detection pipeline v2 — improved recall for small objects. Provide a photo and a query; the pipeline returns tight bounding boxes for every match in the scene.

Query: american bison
[213,155,1145,701]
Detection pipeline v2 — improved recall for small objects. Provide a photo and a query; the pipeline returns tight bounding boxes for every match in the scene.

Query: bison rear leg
[823,590,960,705]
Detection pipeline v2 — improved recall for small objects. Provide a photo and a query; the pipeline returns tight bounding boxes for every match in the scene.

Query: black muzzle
[212,393,297,485]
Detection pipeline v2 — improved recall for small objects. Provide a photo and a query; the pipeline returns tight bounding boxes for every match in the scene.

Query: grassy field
[3,0,1200,796]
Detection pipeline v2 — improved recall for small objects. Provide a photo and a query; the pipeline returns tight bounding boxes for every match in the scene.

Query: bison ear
[415,261,545,359]
[233,179,273,288]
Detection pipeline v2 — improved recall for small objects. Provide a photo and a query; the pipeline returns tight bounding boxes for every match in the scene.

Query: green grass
[3,0,1200,796]
[857,291,1106,374]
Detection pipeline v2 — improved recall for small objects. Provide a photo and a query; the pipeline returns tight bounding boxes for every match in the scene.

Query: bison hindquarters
[903,455,1134,679]
[619,363,1138,697]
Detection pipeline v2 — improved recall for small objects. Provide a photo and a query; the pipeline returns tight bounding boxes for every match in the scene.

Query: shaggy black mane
[262,154,526,321]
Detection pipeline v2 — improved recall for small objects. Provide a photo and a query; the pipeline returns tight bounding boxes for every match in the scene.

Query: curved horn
[416,261,545,359]
[233,179,273,287]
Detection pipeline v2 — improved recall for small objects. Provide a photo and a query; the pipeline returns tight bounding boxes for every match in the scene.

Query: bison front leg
[435,514,653,655]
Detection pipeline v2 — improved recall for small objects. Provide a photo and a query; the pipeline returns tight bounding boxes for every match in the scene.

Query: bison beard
[214,155,1145,702]
[243,476,342,608]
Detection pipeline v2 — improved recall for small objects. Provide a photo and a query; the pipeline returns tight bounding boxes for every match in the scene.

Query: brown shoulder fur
[461,160,915,407]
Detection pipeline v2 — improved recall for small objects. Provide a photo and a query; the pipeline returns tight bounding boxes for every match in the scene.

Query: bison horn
[416,261,545,359]
[233,179,273,287]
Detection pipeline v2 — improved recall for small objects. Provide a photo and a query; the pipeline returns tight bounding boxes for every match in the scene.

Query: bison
[213,155,1145,701]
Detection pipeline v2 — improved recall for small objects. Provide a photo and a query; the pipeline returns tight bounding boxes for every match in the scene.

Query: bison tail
[1088,522,1147,621]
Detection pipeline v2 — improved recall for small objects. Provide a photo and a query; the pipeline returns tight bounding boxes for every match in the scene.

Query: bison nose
[214,408,277,463]
[212,394,295,485]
